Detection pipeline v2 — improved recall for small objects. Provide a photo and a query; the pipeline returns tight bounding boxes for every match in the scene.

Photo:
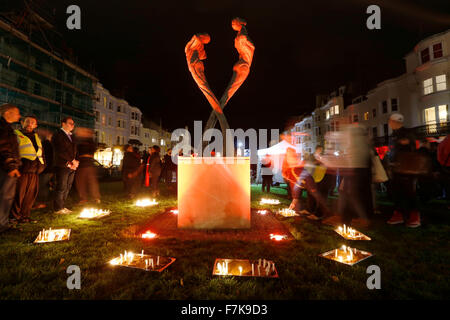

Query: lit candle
[251,263,254,276]
[258,259,261,267]
[258,265,260,276]
[343,224,346,234]
[120,254,123,264]
[272,262,275,273]
[157,256,160,266]
[145,259,148,269]
[141,250,144,258]
[239,266,243,276]
[150,258,154,269]
[338,226,343,233]
[338,256,343,263]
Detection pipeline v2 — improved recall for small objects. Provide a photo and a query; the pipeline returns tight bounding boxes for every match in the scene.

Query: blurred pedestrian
[437,135,450,202]
[52,117,78,214]
[11,116,46,223]
[145,145,162,197]
[0,104,21,233]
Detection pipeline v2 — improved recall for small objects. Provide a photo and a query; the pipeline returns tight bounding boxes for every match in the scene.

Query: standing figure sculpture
[185,17,255,155]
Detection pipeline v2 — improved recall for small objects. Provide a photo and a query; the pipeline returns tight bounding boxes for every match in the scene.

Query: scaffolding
[0,0,97,129]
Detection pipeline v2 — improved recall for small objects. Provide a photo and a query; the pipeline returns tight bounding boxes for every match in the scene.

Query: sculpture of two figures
[185,17,255,155]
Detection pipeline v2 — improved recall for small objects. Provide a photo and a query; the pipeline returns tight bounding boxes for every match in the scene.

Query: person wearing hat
[386,112,421,227]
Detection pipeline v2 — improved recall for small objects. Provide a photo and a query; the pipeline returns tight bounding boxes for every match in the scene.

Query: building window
[101,114,106,126]
[423,78,433,95]
[372,108,377,118]
[161,139,165,146]
[353,114,359,123]
[131,126,134,135]
[109,102,113,110]
[108,117,112,126]
[433,43,443,59]
[334,105,339,115]
[438,105,448,123]
[436,74,447,91]
[364,112,369,121]
[95,111,100,122]
[326,110,330,120]
[117,105,121,112]
[103,97,107,107]
[94,130,98,142]
[421,48,430,64]
[33,83,41,95]
[372,127,377,138]
[131,112,134,120]
[65,93,72,106]
[383,124,389,136]
[382,101,388,113]
[117,136,120,145]
[117,120,121,127]
[330,107,334,116]
[424,107,436,124]
[391,98,398,112]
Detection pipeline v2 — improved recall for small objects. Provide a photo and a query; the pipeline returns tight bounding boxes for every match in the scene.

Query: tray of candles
[335,225,371,241]
[319,245,373,266]
[212,258,278,278]
[109,250,175,272]
[34,228,71,243]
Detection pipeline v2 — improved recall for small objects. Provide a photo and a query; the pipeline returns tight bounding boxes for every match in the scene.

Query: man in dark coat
[52,116,78,214]
[122,144,142,199]
[11,116,46,223]
[0,104,21,233]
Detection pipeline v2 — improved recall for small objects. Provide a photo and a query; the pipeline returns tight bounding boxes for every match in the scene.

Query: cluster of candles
[260,198,280,205]
[252,259,275,276]
[277,208,299,217]
[269,233,287,241]
[35,228,70,243]
[109,250,160,270]
[79,208,110,219]
[141,231,157,239]
[336,225,371,240]
[170,209,178,215]
[135,199,158,207]
[257,210,268,215]
[334,245,356,263]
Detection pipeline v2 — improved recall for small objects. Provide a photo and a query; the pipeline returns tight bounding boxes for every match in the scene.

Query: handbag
[372,154,388,183]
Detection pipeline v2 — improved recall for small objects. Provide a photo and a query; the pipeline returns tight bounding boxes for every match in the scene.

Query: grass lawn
[0,181,449,299]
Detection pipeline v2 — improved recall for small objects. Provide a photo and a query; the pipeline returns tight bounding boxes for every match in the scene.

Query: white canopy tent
[256,140,301,184]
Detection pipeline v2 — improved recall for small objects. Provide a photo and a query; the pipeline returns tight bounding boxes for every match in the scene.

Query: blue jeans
[54,167,75,211]
[0,169,17,229]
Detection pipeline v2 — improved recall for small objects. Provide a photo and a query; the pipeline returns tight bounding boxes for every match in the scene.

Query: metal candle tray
[319,247,373,266]
[34,228,71,243]
[335,228,371,241]
[212,258,279,278]
[109,253,175,272]
[78,209,111,220]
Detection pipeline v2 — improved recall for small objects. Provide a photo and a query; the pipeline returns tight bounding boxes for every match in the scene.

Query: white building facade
[292,30,449,154]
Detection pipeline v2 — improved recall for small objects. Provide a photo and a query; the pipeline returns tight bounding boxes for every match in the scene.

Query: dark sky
[49,0,449,132]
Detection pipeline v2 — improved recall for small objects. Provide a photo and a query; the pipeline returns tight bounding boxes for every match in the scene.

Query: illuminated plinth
[34,228,71,243]
[109,250,176,272]
[319,245,373,266]
[213,258,278,278]
[178,157,250,229]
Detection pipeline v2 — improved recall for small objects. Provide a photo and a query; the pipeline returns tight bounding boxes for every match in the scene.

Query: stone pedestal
[177,157,250,229]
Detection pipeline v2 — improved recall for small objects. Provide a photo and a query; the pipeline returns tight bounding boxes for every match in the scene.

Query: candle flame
[142,231,157,239]
[260,198,280,205]
[270,234,287,241]
[135,199,158,207]
[79,208,110,218]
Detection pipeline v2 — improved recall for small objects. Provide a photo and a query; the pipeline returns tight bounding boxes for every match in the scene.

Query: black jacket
[0,116,21,172]
[52,128,77,168]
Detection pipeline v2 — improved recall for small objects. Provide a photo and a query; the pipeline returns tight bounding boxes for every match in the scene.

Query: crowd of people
[0,103,176,233]
[266,113,450,229]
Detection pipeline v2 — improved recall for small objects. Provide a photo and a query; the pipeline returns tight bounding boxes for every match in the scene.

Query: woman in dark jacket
[122,145,142,199]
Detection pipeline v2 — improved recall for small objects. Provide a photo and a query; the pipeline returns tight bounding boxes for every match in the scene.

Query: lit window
[334,105,339,115]
[364,112,369,121]
[330,107,334,116]
[161,139,165,146]
[421,48,430,64]
[436,75,447,91]
[433,43,443,59]
[326,110,330,119]
[424,107,436,124]
[423,78,433,95]
[101,114,106,125]
[438,105,448,122]
[103,97,107,107]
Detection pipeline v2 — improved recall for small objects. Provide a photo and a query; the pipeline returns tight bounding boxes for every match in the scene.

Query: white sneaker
[55,209,67,215]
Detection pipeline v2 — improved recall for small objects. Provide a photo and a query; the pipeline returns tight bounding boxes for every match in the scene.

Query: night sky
[49,0,450,132]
